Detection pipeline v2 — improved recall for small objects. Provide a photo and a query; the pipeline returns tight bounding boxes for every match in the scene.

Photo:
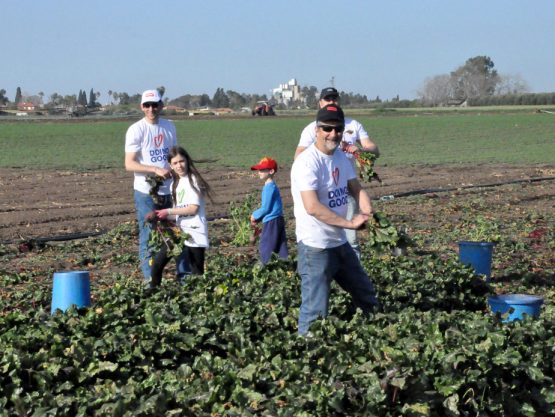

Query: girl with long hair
[150,146,213,284]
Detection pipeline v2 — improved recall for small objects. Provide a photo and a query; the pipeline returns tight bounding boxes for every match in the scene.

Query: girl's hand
[144,211,157,222]
[155,209,170,219]
[250,215,258,226]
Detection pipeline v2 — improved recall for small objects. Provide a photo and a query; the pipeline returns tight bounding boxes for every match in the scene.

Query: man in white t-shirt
[124,89,183,282]
[294,87,380,258]
[291,104,378,335]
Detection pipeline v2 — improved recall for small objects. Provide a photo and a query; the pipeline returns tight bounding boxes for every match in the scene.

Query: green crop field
[1,111,554,170]
[1,109,555,415]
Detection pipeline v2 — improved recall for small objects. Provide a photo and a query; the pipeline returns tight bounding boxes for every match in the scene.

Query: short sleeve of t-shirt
[346,119,368,142]
[298,121,317,148]
[294,158,320,191]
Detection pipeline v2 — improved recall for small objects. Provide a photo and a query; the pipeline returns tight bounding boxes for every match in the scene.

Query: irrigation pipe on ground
[4,175,555,246]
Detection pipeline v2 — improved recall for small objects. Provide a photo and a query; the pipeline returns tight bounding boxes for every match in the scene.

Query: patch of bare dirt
[0,163,554,243]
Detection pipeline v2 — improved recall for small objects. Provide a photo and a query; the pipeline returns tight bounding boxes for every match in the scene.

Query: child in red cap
[250,156,288,264]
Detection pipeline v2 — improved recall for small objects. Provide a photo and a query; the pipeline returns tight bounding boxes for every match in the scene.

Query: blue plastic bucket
[458,241,495,278]
[51,271,91,314]
[488,294,544,322]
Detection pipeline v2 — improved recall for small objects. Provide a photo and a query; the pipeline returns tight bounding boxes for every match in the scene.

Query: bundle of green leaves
[145,211,191,258]
[144,174,191,257]
[366,211,412,252]
[352,149,381,183]
[228,192,259,246]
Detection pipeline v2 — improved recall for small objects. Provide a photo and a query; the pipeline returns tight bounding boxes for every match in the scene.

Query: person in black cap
[290,103,378,335]
[294,87,380,258]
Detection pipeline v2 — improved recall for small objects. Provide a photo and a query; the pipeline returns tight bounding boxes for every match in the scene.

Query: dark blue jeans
[297,241,378,335]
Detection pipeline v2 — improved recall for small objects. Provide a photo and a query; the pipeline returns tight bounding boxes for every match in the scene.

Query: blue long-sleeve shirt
[252,181,283,223]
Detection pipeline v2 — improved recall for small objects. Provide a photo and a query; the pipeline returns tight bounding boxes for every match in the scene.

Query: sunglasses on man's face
[318,124,345,133]
[143,102,160,109]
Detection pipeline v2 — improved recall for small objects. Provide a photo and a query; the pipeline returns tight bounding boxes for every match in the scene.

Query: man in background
[294,87,380,258]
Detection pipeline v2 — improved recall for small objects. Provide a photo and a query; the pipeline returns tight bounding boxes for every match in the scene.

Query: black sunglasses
[319,124,345,133]
[142,102,160,109]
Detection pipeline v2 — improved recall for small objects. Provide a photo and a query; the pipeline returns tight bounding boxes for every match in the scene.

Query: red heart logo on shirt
[332,167,340,185]
[154,134,163,148]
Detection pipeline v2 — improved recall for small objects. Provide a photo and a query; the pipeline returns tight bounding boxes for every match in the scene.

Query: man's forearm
[304,199,352,228]
[357,190,373,215]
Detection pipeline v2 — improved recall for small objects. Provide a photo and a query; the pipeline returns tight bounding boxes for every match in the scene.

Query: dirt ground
[1,163,554,244]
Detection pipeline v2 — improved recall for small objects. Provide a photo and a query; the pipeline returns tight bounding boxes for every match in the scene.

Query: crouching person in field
[290,104,378,336]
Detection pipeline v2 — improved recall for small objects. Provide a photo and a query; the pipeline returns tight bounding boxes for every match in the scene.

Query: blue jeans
[133,190,189,281]
[297,241,378,335]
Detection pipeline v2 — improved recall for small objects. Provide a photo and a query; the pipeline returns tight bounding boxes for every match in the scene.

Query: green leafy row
[1,250,554,416]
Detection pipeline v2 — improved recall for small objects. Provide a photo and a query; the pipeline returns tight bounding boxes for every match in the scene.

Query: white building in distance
[272,78,303,106]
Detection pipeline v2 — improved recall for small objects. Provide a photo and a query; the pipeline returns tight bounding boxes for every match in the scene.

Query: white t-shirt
[298,118,368,167]
[290,144,356,248]
[125,118,178,195]
[174,176,209,248]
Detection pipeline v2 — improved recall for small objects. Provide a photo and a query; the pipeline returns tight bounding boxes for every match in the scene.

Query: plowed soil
[1,163,554,244]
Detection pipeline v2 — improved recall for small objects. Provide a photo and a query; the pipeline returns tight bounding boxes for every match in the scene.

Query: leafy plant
[1,250,554,416]
[366,211,412,252]
[349,148,381,183]
[145,212,191,258]
[456,214,501,242]
[144,174,191,257]
[228,192,258,246]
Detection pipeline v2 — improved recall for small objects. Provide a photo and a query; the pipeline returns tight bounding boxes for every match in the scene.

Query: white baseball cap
[141,89,162,104]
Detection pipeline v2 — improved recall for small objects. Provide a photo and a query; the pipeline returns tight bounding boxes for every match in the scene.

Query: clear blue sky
[3,0,554,103]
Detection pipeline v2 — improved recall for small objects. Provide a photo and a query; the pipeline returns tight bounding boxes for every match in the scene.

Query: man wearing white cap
[124,89,184,283]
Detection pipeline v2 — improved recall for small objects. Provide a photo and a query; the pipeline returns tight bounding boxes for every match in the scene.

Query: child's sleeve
[251,184,272,221]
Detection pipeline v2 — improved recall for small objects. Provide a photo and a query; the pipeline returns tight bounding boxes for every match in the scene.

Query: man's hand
[342,143,359,154]
[350,213,370,230]
[154,167,171,179]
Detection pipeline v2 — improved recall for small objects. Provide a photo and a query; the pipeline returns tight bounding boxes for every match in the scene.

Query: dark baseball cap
[319,87,339,100]
[316,104,345,124]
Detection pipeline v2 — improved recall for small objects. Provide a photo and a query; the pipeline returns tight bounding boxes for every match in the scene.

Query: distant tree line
[468,92,555,106]
[3,58,555,113]
[168,88,270,110]
[0,87,102,109]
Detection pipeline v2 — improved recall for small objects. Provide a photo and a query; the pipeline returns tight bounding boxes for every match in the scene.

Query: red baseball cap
[251,156,278,171]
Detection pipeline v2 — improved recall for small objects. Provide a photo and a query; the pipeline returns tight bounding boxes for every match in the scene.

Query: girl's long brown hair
[168,146,214,205]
